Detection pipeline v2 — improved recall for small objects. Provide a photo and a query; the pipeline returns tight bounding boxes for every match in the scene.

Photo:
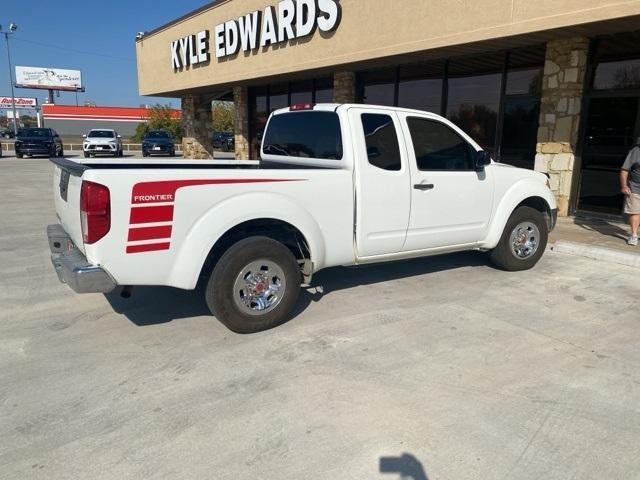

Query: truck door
[399,114,494,251]
[349,107,411,258]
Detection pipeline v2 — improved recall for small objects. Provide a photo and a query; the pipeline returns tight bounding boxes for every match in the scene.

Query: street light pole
[1,23,18,135]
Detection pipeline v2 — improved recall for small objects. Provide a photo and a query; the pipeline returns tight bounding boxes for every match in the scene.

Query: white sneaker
[628,235,639,246]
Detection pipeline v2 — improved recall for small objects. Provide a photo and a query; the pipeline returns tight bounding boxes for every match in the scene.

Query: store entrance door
[578,96,640,214]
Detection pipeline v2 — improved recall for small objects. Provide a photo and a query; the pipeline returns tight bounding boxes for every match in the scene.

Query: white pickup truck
[48,103,557,333]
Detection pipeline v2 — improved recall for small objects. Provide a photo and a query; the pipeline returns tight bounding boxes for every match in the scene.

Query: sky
[0,0,212,109]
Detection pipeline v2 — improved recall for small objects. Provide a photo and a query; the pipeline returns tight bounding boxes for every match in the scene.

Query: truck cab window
[361,113,402,171]
[407,117,474,171]
[262,111,343,160]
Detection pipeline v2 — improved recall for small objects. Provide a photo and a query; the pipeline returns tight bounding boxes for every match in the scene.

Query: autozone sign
[0,96,37,109]
[170,0,341,70]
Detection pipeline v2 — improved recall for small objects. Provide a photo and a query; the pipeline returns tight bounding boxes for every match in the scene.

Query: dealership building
[136,0,640,216]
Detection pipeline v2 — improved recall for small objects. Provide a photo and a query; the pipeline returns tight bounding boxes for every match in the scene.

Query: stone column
[181,94,214,159]
[534,37,589,216]
[333,71,356,103]
[233,86,250,160]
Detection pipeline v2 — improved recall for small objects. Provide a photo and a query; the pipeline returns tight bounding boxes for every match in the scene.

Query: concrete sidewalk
[549,215,640,268]
[550,215,638,253]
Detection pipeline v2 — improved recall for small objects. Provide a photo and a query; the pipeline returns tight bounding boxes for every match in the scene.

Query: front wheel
[205,236,301,334]
[490,206,548,271]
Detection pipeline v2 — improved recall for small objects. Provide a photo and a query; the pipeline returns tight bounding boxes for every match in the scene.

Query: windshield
[145,131,170,139]
[88,130,115,138]
[18,128,51,138]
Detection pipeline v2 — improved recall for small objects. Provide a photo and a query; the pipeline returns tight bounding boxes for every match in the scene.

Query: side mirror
[117,134,121,138]
[82,134,87,138]
[474,150,492,171]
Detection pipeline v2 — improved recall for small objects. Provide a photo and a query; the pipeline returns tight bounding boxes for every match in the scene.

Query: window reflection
[361,69,396,106]
[593,59,640,90]
[506,69,542,95]
[290,80,313,104]
[398,61,444,113]
[446,73,501,153]
[315,77,334,103]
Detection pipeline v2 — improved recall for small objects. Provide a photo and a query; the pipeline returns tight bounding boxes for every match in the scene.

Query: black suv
[142,130,175,157]
[212,132,234,152]
[15,128,64,158]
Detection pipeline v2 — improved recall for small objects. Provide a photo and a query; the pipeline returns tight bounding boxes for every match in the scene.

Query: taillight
[290,102,315,111]
[80,180,110,244]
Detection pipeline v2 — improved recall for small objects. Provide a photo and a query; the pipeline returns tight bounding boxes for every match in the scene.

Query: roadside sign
[0,96,37,109]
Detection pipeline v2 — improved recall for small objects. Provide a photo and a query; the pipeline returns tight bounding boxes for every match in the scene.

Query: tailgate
[52,160,86,254]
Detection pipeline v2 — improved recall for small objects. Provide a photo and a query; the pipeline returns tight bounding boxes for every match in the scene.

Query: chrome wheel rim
[510,221,540,259]
[233,260,286,316]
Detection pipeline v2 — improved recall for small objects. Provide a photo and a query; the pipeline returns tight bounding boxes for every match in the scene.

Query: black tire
[16,153,23,158]
[490,206,548,271]
[83,151,89,158]
[205,236,301,334]
[142,150,148,157]
[222,142,229,152]
[119,149,124,157]
[58,148,64,157]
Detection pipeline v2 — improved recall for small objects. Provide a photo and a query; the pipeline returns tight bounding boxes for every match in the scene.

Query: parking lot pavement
[0,151,235,160]
[1,158,640,480]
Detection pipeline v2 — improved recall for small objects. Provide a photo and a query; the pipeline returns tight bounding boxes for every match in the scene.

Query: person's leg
[630,214,640,237]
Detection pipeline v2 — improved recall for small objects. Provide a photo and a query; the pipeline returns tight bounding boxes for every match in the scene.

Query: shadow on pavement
[573,215,628,242]
[106,251,488,327]
[380,453,429,480]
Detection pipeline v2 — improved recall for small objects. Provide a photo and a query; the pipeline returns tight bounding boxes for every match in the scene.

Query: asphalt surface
[1,158,640,480]
[0,152,236,160]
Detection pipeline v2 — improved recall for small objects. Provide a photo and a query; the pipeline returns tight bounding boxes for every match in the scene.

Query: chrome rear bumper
[47,224,116,294]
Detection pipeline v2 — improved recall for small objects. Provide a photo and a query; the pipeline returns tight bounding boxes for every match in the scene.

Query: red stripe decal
[126,242,171,254]
[129,205,174,224]
[128,225,173,242]
[131,179,303,204]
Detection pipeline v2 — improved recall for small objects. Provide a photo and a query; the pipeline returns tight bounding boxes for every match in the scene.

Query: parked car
[142,130,175,157]
[212,131,234,152]
[83,129,123,158]
[47,103,557,334]
[1,128,15,139]
[15,128,64,158]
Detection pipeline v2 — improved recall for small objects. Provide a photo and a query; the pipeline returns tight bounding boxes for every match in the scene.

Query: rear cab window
[262,110,343,165]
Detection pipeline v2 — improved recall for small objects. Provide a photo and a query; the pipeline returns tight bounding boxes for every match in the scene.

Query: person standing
[621,142,640,245]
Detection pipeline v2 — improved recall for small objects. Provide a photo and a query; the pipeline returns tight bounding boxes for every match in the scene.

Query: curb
[552,240,640,268]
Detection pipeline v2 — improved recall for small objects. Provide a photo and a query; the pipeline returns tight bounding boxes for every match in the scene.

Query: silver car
[83,129,123,158]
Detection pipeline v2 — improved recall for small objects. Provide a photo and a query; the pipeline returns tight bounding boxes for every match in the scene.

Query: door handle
[414,183,434,191]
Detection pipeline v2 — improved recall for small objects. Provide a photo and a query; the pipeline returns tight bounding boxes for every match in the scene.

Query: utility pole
[1,23,18,135]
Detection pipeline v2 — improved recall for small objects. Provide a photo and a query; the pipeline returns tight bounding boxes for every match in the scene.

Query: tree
[131,104,182,142]
[212,101,235,133]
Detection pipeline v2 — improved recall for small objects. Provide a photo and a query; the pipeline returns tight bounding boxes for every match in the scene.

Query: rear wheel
[490,206,548,271]
[205,236,301,334]
[16,153,23,158]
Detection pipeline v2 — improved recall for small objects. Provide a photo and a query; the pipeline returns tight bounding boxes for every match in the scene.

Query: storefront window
[360,69,396,106]
[592,32,640,91]
[505,46,544,95]
[290,80,313,104]
[250,86,269,158]
[314,77,334,103]
[269,83,289,112]
[398,61,444,113]
[593,59,640,90]
[446,53,504,154]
